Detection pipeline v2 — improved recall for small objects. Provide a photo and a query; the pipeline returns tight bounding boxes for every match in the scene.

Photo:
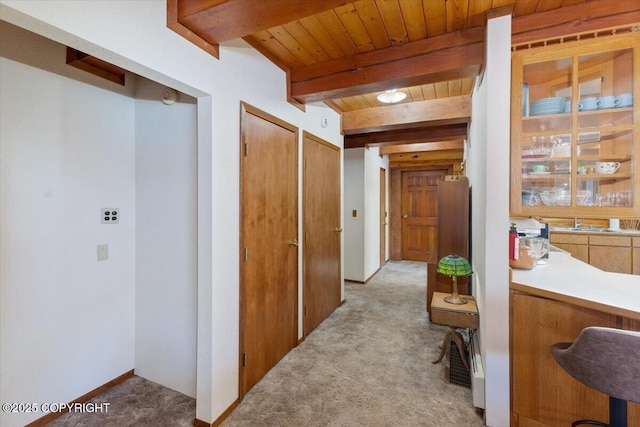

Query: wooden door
[240,104,298,396]
[401,170,445,262]
[303,132,341,336]
[380,168,386,266]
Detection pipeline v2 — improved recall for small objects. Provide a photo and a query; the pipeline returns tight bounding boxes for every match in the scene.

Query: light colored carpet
[44,375,195,427]
[221,260,484,426]
[45,260,483,426]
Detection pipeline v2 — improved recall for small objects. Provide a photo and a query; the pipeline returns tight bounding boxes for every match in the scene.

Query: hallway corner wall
[343,147,388,282]
[467,13,512,427]
[344,148,365,281]
[134,78,198,398]
[363,147,387,279]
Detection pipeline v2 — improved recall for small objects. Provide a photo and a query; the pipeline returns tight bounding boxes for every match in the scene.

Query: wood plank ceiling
[168,0,639,166]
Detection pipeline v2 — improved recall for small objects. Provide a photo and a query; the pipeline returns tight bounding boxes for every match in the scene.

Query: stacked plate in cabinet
[529,97,565,116]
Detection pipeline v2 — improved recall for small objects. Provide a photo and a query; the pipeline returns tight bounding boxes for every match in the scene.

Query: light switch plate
[101,208,119,224]
[97,243,108,261]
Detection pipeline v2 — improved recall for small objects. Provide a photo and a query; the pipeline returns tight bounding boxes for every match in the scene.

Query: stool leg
[432,327,454,364]
[571,421,608,427]
[609,396,627,427]
[570,397,627,427]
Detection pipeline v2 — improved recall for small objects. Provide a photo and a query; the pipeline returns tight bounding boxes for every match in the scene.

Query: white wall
[364,147,387,279]
[467,15,512,427]
[0,21,136,427]
[343,147,388,282]
[134,79,197,398]
[344,148,365,281]
[0,1,343,424]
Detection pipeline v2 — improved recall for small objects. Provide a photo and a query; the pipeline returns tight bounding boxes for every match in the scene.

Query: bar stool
[550,326,640,427]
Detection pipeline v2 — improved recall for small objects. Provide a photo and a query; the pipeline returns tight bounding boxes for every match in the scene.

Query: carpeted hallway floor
[46,261,484,426]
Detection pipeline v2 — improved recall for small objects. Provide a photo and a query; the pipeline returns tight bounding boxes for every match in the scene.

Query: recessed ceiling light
[377,89,407,104]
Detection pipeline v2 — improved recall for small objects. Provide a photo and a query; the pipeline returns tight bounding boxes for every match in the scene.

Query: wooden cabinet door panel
[437,180,469,259]
[589,246,632,274]
[550,233,589,245]
[511,292,617,427]
[588,235,631,247]
[553,243,589,264]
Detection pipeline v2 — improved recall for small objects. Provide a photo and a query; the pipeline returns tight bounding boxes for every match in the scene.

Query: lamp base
[444,294,468,305]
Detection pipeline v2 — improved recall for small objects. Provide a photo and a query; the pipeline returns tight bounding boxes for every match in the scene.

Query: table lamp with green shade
[437,254,472,305]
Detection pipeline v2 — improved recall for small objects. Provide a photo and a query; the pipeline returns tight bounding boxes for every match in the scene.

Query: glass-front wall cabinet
[511,32,639,217]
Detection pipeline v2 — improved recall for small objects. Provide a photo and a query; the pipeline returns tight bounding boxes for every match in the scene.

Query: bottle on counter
[509,223,519,260]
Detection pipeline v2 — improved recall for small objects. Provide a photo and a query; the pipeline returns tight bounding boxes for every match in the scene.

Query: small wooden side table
[430,292,479,371]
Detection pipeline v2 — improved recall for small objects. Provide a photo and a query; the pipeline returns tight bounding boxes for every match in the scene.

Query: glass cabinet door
[520,56,573,209]
[511,33,638,217]
[575,48,634,209]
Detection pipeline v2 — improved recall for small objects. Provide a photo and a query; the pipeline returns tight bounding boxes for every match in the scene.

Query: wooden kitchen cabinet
[588,235,632,274]
[426,179,470,316]
[634,237,640,275]
[510,32,640,217]
[589,245,632,273]
[551,232,636,274]
[510,288,640,427]
[550,233,589,263]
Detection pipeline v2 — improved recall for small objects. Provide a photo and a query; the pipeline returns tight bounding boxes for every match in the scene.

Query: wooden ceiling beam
[282,0,634,103]
[342,95,470,135]
[344,124,468,149]
[511,0,640,45]
[291,26,485,82]
[175,0,359,44]
[388,151,463,169]
[389,150,463,162]
[291,43,482,103]
[380,140,463,155]
[168,0,219,58]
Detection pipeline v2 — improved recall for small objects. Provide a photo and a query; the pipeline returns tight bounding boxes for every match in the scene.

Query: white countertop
[511,252,640,317]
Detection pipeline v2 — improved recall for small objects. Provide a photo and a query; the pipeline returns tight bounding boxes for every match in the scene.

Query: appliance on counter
[510,217,548,237]
[510,217,550,262]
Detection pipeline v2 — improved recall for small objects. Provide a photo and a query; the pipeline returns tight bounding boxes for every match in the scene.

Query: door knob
[288,238,299,247]
[334,228,343,232]
[403,214,408,219]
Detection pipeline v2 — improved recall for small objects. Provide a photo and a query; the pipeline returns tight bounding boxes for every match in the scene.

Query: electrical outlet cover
[97,243,108,261]
[101,208,119,224]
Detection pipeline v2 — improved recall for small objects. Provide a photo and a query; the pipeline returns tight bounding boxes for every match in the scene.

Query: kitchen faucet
[573,217,583,228]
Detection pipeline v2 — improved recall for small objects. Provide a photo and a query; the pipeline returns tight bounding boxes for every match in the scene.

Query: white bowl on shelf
[539,188,574,206]
[577,190,592,206]
[539,191,558,206]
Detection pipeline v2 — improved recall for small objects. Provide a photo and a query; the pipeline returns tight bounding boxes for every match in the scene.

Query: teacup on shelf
[597,95,618,109]
[595,161,620,174]
[531,164,549,173]
[616,93,633,108]
[578,97,598,111]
